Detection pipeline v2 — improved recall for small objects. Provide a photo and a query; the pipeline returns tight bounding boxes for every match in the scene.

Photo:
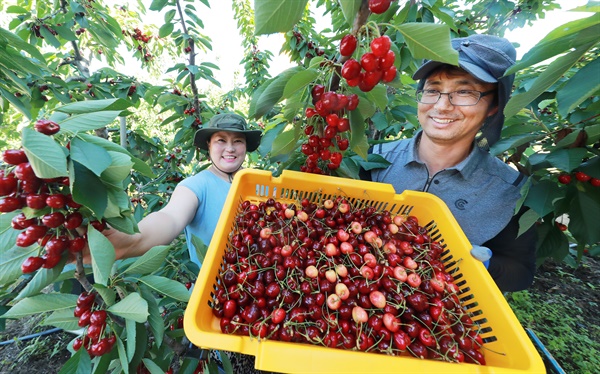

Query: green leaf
[126,318,137,360]
[107,293,149,323]
[70,138,112,177]
[138,275,190,302]
[21,127,68,178]
[545,148,588,172]
[397,23,457,64]
[282,68,317,98]
[354,153,392,171]
[57,348,92,374]
[524,180,564,216]
[116,337,128,374]
[190,235,208,265]
[88,226,116,286]
[270,122,301,157]
[557,57,600,117]
[59,111,123,133]
[93,283,116,307]
[349,109,369,160]
[517,209,539,238]
[490,134,542,156]
[149,0,168,11]
[249,66,304,118]
[339,0,362,27]
[507,17,600,73]
[0,27,46,62]
[105,215,137,235]
[364,85,389,112]
[0,86,31,119]
[141,359,164,374]
[505,41,595,118]
[535,220,570,261]
[124,246,171,275]
[101,151,134,184]
[158,22,174,38]
[55,98,132,114]
[0,246,36,285]
[42,309,80,331]
[568,189,600,245]
[71,160,108,218]
[1,293,78,319]
[255,0,308,35]
[39,26,61,48]
[140,285,164,347]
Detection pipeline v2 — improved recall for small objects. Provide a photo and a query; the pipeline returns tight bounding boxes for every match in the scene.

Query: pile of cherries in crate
[210,197,486,365]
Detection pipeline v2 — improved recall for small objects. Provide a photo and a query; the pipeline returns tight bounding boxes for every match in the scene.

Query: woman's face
[208,131,247,173]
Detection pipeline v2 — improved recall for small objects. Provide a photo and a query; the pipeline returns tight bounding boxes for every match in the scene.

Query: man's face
[417,70,497,147]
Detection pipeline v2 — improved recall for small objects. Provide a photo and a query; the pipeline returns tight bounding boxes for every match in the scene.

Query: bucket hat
[193,113,262,152]
[412,34,517,148]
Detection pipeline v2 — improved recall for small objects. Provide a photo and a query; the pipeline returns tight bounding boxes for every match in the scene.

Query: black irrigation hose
[0,327,63,346]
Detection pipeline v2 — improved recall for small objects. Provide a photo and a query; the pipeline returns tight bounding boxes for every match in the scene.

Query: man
[365,34,536,292]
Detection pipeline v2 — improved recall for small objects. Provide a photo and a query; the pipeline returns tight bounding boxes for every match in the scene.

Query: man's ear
[487,105,499,117]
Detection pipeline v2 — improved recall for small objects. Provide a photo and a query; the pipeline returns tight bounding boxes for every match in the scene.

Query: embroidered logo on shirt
[455,199,468,210]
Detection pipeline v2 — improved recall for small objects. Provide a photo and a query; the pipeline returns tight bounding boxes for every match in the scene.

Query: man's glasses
[416,89,495,106]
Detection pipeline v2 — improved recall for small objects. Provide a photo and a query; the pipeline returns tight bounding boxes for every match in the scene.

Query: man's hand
[470,245,492,268]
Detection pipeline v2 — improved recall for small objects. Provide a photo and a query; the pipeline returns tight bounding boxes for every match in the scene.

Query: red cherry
[339,34,358,57]
[34,119,61,135]
[341,59,361,80]
[21,256,45,273]
[370,35,391,57]
[0,196,23,212]
[45,194,67,209]
[14,162,36,181]
[360,52,380,72]
[574,171,591,182]
[2,149,28,165]
[590,178,600,187]
[557,174,571,184]
[368,0,392,14]
[0,174,18,196]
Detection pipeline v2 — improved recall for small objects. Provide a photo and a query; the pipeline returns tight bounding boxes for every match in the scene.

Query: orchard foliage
[0,0,598,373]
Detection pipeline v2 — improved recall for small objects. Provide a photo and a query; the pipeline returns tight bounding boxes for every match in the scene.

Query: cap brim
[412,59,497,83]
[193,128,262,152]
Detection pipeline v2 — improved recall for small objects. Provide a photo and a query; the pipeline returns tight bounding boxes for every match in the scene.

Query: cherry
[0,174,18,196]
[368,0,392,14]
[46,194,67,209]
[339,34,357,57]
[2,149,28,165]
[34,119,61,135]
[42,212,65,228]
[0,196,22,212]
[14,162,36,181]
[342,59,361,80]
[21,256,45,273]
[370,35,391,57]
[90,310,108,326]
[574,171,591,182]
[557,174,571,184]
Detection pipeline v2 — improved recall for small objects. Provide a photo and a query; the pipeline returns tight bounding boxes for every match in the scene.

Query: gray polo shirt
[370,132,526,245]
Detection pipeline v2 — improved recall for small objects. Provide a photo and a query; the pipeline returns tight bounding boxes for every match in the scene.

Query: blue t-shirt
[178,170,231,267]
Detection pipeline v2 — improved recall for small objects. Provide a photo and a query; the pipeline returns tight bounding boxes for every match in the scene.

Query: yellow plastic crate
[184,169,545,373]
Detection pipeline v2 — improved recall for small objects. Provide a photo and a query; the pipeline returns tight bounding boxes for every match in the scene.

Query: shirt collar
[408,130,484,178]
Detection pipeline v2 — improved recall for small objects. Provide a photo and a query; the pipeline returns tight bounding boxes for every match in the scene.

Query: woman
[103,112,263,373]
[104,112,262,266]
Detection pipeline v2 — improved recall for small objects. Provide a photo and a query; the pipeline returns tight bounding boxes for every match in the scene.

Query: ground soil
[0,257,598,374]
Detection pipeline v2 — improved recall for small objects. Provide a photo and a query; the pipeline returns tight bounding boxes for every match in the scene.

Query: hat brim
[412,59,497,84]
[194,128,263,152]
